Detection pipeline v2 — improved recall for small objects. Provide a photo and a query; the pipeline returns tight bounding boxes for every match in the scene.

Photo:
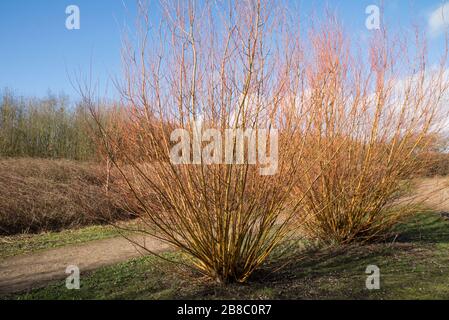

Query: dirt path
[411,177,449,212]
[0,235,169,295]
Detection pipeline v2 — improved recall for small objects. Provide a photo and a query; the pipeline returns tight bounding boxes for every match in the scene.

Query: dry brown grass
[0,158,132,235]
[421,152,449,177]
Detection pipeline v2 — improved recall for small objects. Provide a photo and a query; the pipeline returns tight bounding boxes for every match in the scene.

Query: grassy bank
[0,222,137,260]
[7,212,449,300]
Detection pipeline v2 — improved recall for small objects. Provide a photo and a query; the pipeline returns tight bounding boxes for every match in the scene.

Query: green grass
[6,211,449,300]
[0,222,135,259]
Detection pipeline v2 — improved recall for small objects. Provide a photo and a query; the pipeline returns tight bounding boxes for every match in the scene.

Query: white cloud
[429,3,449,37]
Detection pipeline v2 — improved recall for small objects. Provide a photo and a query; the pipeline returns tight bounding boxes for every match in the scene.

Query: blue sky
[0,0,448,100]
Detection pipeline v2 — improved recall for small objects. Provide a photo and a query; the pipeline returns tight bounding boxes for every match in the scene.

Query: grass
[6,211,449,300]
[0,221,135,259]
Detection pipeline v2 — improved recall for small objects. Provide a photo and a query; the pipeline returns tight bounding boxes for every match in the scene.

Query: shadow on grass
[259,212,449,282]
[394,211,449,244]
[186,212,449,299]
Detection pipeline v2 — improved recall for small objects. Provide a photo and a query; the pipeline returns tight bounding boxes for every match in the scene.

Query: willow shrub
[295,18,449,244]
[87,0,322,283]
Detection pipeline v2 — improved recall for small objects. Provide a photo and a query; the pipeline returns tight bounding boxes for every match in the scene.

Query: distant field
[0,158,132,236]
